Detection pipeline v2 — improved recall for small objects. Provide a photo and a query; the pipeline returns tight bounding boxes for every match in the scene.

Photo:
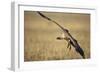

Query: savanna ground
[24,11,90,61]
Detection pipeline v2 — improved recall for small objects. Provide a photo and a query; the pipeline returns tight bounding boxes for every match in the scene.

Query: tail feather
[37,12,51,21]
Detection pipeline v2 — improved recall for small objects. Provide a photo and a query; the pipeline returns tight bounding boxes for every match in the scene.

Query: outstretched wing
[37,11,66,31]
[70,40,85,59]
[37,11,52,21]
[75,45,85,59]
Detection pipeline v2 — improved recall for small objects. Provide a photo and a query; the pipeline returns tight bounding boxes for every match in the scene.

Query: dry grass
[24,11,90,61]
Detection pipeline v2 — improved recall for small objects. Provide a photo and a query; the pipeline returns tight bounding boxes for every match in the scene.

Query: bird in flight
[37,11,85,59]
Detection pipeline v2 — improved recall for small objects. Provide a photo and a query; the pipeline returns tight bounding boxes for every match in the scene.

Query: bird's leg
[67,40,70,48]
[67,38,72,52]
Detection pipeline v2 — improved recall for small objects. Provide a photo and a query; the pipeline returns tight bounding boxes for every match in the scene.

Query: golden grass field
[24,11,90,61]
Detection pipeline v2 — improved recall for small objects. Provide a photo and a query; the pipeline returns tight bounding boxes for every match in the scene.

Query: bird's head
[65,29,69,33]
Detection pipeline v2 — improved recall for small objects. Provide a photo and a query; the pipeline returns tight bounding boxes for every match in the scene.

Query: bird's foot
[67,39,72,52]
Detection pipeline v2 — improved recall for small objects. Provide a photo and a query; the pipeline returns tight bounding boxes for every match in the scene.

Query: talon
[67,43,71,50]
[69,45,71,51]
[67,39,72,52]
[67,39,71,48]
[67,42,70,48]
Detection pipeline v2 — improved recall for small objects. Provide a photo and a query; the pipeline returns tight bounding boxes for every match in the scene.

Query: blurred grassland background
[24,11,90,61]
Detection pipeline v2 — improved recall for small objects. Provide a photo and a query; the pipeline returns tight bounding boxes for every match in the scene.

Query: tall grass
[24,11,90,61]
